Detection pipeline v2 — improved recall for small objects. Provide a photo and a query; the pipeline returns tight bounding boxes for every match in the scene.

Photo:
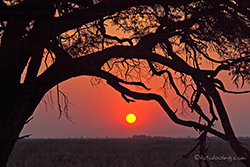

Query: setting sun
[126,113,136,124]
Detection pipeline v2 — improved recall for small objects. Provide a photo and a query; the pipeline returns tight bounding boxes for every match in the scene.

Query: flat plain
[7,137,250,167]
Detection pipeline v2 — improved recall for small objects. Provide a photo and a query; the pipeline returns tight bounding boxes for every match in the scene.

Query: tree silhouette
[1,0,250,166]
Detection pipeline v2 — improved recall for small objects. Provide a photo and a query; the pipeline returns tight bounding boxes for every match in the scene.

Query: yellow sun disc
[126,113,136,124]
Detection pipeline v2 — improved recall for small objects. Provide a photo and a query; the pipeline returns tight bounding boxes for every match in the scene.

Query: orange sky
[20,15,250,139]
[20,73,250,138]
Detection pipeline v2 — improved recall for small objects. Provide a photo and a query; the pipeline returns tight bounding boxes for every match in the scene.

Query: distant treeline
[132,135,171,139]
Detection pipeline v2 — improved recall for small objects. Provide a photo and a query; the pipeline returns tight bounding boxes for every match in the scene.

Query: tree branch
[98,70,228,140]
[18,134,31,140]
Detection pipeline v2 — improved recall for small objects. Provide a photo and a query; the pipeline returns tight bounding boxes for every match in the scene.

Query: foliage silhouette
[1,0,250,166]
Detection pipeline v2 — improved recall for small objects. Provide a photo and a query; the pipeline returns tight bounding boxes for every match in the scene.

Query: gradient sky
[19,13,250,139]
[20,72,250,138]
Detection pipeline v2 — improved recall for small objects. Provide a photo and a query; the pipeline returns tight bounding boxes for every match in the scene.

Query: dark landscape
[7,137,250,167]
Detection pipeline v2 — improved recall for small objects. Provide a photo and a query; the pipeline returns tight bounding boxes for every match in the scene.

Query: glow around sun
[126,113,136,124]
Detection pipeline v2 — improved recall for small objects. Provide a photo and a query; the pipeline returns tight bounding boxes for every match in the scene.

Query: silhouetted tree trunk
[0,119,24,166]
[0,90,38,166]
[199,75,250,166]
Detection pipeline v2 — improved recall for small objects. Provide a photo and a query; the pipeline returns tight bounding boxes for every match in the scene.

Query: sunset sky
[18,7,250,139]
[20,73,250,139]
